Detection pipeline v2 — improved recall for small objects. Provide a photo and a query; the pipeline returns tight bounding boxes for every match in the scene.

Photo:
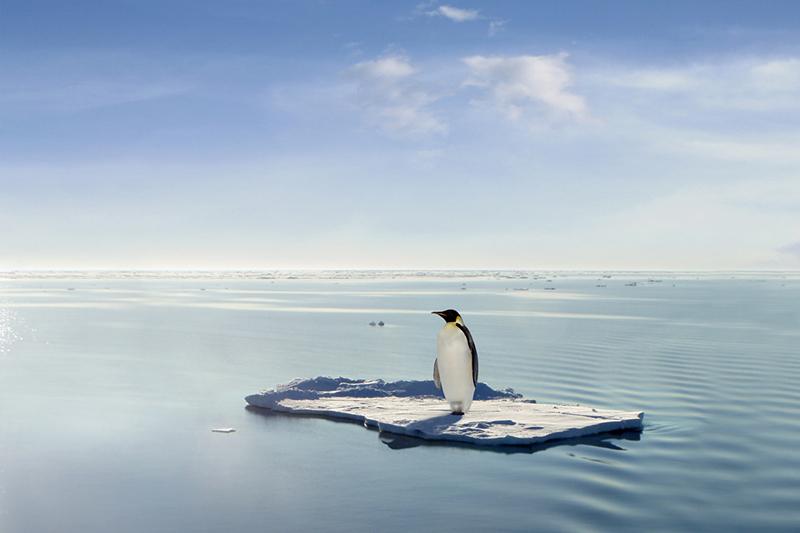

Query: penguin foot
[451,411,464,416]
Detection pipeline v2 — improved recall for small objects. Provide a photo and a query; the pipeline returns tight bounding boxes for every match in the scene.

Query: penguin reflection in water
[432,309,478,415]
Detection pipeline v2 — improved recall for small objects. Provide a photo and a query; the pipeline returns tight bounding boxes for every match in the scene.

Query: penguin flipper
[433,359,441,389]
[456,323,479,387]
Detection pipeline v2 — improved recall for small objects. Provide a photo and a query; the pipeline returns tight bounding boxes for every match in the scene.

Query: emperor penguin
[431,309,478,415]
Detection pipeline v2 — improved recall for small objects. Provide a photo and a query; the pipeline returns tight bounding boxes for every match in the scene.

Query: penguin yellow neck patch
[445,316,464,327]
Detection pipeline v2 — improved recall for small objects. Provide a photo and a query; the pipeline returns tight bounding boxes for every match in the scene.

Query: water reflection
[0,307,22,353]
[379,428,641,454]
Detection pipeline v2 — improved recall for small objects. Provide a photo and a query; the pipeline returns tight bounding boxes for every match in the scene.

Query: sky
[1,0,800,270]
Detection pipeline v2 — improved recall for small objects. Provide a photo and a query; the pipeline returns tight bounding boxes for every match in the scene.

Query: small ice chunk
[211,428,236,433]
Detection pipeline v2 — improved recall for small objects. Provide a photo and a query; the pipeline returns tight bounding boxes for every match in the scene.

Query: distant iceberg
[245,377,643,447]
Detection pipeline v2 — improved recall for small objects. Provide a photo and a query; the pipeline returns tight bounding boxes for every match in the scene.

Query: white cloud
[463,53,587,120]
[421,3,505,35]
[348,55,446,138]
[431,5,480,22]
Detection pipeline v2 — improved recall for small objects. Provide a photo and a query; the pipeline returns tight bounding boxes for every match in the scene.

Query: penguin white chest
[436,325,475,413]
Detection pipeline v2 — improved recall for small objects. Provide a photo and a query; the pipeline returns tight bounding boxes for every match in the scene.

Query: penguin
[431,309,478,415]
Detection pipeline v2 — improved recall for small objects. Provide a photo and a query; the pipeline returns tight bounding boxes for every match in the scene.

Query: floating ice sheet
[245,378,643,447]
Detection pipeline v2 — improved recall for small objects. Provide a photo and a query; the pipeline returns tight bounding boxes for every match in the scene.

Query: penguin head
[432,309,462,323]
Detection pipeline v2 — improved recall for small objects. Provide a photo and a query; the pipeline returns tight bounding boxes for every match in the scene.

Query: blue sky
[2,0,800,269]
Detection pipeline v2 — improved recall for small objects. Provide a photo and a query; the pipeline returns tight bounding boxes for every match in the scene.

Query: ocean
[1,272,798,532]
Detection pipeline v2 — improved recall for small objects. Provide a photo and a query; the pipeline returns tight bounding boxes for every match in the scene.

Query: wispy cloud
[351,55,416,80]
[609,68,697,90]
[777,241,800,257]
[669,136,800,162]
[463,53,587,120]
[749,58,800,90]
[488,19,507,37]
[0,78,189,113]
[348,55,446,138]
[601,57,800,110]
[581,177,800,269]
[342,41,365,58]
[583,55,800,164]
[429,5,480,22]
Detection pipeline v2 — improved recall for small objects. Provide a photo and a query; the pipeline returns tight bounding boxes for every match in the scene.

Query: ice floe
[245,377,643,447]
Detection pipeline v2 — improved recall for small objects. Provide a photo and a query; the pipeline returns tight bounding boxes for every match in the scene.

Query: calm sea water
[1,273,798,532]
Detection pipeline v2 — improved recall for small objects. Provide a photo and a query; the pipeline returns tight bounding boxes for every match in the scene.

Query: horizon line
[2,268,799,273]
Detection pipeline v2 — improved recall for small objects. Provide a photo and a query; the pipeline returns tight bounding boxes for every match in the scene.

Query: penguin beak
[431,310,445,318]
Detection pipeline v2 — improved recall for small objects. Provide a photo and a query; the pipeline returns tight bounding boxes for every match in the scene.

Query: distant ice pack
[245,377,644,447]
